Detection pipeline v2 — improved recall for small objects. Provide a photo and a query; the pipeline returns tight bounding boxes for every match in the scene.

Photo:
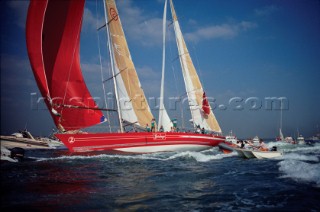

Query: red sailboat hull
[55,132,225,153]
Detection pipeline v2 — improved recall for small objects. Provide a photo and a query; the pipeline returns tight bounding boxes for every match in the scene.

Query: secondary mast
[103,0,124,132]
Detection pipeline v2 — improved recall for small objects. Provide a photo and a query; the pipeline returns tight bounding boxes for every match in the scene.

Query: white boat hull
[234,147,282,159]
[242,149,256,158]
[116,144,212,153]
[235,148,256,158]
[234,148,246,158]
[251,150,282,159]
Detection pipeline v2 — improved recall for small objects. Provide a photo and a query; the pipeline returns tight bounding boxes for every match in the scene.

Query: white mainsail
[279,128,284,141]
[279,99,284,140]
[158,0,173,132]
[169,0,221,133]
[105,0,154,129]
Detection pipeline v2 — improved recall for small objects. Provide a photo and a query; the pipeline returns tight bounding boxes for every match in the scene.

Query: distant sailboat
[26,0,224,153]
[278,128,285,142]
[296,135,305,145]
[276,99,285,142]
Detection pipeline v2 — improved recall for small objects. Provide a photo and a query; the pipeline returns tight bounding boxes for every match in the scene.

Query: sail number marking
[68,137,75,144]
[110,8,118,21]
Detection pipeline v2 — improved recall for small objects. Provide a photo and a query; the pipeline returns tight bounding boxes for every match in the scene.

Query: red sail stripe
[26,0,103,131]
[202,92,210,115]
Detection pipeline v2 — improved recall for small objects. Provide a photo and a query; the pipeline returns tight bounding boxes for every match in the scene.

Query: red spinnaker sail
[202,92,210,115]
[26,0,103,131]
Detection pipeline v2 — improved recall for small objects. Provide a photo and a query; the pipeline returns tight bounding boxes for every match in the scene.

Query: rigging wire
[168,22,185,130]
[96,0,111,132]
[103,0,124,133]
[190,42,206,90]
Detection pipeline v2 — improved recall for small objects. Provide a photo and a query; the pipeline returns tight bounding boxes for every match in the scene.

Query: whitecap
[278,159,320,186]
[163,150,236,162]
[283,144,320,154]
[282,153,319,162]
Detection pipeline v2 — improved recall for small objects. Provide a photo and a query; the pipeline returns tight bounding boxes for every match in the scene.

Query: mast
[103,0,124,132]
[280,98,282,130]
[97,1,111,132]
[279,98,283,140]
[158,0,173,132]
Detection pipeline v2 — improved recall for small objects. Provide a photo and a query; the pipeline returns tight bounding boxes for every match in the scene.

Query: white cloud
[188,19,198,26]
[81,0,165,47]
[83,8,102,33]
[83,1,257,46]
[136,66,161,96]
[185,21,257,42]
[254,5,279,17]
[81,61,105,74]
[137,66,160,80]
[117,1,164,47]
[7,0,29,28]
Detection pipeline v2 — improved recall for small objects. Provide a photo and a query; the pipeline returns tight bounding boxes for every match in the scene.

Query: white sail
[279,128,284,141]
[169,0,221,133]
[158,0,173,132]
[105,0,154,129]
[279,99,284,140]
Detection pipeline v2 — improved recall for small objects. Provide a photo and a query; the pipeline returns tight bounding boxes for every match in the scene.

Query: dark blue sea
[1,141,320,211]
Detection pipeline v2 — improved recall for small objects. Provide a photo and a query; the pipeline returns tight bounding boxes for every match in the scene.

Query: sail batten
[169,0,221,133]
[26,0,103,131]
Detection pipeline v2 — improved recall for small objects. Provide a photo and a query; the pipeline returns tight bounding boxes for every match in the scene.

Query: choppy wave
[278,159,320,186]
[164,150,236,162]
[275,142,320,186]
[283,144,320,154]
[282,153,319,162]
[32,148,235,162]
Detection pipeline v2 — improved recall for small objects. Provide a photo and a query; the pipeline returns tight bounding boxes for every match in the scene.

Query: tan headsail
[105,0,154,128]
[169,0,221,133]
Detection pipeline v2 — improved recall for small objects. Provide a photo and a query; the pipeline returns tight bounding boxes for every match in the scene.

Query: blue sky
[1,0,319,139]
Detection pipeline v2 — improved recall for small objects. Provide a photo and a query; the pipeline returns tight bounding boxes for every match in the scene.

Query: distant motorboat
[296,135,305,145]
[225,131,238,145]
[306,134,320,143]
[285,136,295,144]
[218,131,239,154]
[252,136,260,145]
[235,147,282,159]
[251,150,282,159]
[1,146,25,162]
[1,129,64,149]
[234,148,256,159]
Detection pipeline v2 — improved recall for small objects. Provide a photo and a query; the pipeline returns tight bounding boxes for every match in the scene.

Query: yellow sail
[170,0,221,133]
[105,0,154,128]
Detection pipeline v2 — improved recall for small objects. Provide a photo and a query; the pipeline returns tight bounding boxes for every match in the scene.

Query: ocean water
[1,142,320,211]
